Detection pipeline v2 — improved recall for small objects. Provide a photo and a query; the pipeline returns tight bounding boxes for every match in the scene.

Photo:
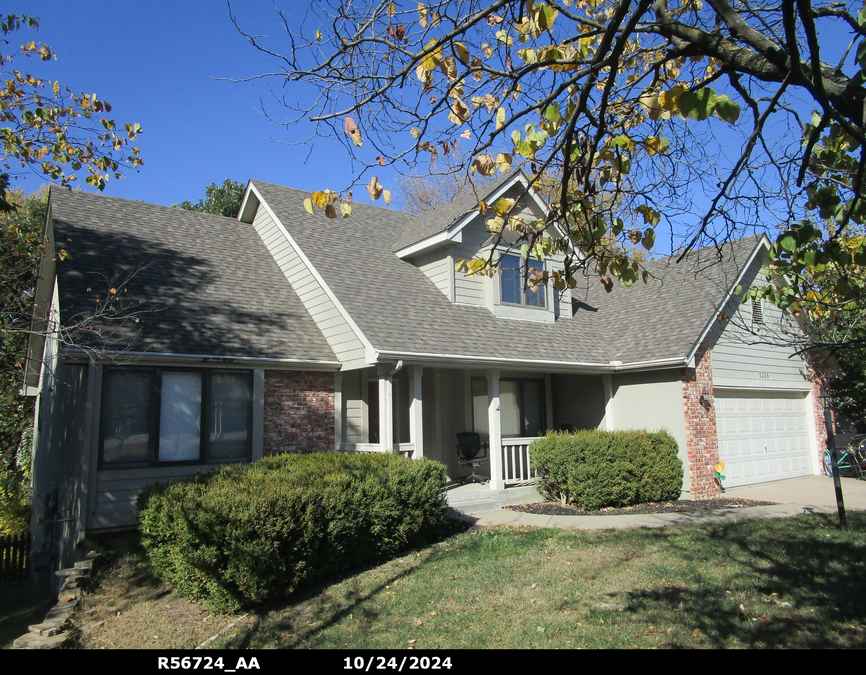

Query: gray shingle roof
[391,173,516,252]
[253,180,763,367]
[49,188,338,363]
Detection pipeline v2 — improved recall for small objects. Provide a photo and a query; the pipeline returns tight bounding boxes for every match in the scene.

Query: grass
[73,513,866,649]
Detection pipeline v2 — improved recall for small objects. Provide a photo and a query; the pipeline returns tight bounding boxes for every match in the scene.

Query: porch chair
[456,432,490,484]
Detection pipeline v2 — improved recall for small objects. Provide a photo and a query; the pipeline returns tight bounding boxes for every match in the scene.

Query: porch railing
[500,437,541,486]
[339,442,415,458]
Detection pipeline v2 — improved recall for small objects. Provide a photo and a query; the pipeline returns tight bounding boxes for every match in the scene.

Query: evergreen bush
[530,430,683,511]
[137,452,448,612]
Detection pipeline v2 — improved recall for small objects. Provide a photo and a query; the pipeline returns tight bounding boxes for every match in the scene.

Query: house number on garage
[758,372,770,380]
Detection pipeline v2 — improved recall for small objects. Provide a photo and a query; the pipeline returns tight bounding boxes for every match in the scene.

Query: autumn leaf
[344,117,363,148]
[471,154,495,175]
[367,176,384,200]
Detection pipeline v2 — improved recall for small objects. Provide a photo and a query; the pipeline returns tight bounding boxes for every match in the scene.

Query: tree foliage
[234,0,866,313]
[176,178,246,219]
[0,187,45,534]
[0,14,143,207]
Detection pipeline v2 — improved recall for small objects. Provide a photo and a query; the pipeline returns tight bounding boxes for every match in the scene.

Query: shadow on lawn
[219,519,473,650]
[220,555,429,649]
[613,513,866,648]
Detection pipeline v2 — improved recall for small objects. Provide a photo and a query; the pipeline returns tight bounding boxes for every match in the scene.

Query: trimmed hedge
[529,430,683,511]
[136,452,448,613]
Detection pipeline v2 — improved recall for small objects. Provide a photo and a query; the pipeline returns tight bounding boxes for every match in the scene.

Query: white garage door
[715,391,813,488]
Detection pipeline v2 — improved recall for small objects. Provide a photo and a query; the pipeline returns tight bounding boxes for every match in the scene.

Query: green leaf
[714,95,740,123]
[779,233,797,252]
[678,88,717,121]
[620,268,637,287]
[641,228,655,251]
[303,198,314,215]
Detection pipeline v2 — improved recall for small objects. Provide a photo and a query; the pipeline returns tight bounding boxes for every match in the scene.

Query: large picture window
[100,368,252,468]
[500,254,545,308]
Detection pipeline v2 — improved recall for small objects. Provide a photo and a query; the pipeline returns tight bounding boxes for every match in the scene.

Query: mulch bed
[506,497,778,517]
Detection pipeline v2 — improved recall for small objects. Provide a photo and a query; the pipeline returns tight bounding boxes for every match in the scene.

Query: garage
[714,390,814,488]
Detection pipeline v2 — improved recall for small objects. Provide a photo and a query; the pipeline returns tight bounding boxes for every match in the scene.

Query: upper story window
[100,367,252,469]
[500,254,545,308]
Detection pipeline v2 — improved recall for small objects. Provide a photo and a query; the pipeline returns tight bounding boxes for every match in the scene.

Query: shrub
[530,430,683,511]
[136,452,448,613]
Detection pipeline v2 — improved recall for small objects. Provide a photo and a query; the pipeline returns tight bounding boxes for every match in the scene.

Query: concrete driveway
[463,475,866,530]
[726,475,866,510]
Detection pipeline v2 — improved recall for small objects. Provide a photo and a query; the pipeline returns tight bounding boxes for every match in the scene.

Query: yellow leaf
[303,198,314,215]
[315,29,322,40]
[454,42,470,65]
[493,197,515,216]
[460,129,472,139]
[495,153,512,172]
[411,127,422,138]
[486,216,504,233]
[383,189,392,205]
[341,202,352,218]
[496,107,506,129]
[478,200,489,215]
[421,39,443,71]
[311,191,329,208]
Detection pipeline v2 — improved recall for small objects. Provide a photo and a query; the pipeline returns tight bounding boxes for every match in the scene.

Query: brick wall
[682,340,721,499]
[806,354,831,473]
[263,371,335,456]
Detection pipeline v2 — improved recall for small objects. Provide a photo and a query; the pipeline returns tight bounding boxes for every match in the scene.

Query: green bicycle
[824,435,866,478]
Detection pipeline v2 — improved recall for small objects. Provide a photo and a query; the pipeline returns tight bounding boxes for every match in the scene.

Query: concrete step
[448,499,503,515]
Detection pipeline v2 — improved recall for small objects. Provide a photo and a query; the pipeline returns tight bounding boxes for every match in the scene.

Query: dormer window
[500,254,545,308]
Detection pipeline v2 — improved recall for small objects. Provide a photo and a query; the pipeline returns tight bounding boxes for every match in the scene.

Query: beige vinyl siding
[342,369,364,443]
[452,217,488,306]
[413,249,452,300]
[709,259,811,391]
[606,370,689,489]
[251,206,366,364]
[89,465,228,531]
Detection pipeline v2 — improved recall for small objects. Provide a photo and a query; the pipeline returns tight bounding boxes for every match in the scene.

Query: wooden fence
[1,532,30,581]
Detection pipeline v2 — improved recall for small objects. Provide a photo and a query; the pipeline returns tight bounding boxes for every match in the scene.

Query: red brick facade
[682,340,721,499]
[263,370,335,456]
[806,354,832,474]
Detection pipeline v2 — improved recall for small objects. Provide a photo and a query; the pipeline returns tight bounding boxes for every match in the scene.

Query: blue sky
[17,1,393,207]
[13,1,862,237]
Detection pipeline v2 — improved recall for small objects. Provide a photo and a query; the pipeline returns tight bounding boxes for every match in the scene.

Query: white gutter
[374,349,686,373]
[60,348,342,370]
[394,230,461,258]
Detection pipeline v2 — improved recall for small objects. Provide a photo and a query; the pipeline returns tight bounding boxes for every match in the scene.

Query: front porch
[334,365,619,490]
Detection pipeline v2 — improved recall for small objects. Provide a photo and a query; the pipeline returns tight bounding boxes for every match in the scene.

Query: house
[24,172,827,574]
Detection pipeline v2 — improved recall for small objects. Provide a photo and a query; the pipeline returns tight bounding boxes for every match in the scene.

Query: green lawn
[208,513,866,649]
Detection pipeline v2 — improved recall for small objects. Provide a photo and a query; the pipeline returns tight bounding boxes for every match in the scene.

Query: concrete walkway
[457,476,866,530]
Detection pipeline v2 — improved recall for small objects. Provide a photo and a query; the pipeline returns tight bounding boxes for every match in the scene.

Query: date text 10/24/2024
[156,656,455,672]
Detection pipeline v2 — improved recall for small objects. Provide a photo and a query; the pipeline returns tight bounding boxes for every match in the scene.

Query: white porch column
[487,368,504,490]
[334,372,343,451]
[409,366,424,459]
[377,366,394,453]
[603,374,616,431]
